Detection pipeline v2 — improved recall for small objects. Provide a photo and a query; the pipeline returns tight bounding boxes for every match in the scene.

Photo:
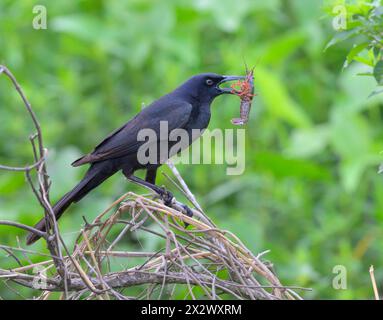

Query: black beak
[217,75,246,94]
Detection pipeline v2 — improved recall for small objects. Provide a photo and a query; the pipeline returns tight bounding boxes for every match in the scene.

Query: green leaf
[373,60,383,85]
[373,43,382,57]
[345,42,368,67]
[339,64,383,110]
[324,29,359,51]
[368,87,383,98]
[353,56,374,67]
[356,72,373,76]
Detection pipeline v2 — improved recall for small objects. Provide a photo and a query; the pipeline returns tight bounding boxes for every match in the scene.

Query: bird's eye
[206,79,214,86]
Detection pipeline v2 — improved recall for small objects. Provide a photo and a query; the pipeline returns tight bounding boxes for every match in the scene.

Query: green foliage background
[1,0,383,299]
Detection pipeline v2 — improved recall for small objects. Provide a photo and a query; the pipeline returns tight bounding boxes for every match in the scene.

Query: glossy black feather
[26,72,234,245]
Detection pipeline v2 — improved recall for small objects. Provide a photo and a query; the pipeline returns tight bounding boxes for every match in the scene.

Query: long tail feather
[26,164,115,245]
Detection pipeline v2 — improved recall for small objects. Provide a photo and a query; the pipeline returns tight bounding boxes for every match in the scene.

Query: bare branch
[0,64,68,292]
[0,151,46,172]
[0,220,47,239]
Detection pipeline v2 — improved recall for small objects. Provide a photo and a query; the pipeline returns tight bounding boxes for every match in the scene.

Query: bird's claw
[160,188,174,206]
[158,188,193,228]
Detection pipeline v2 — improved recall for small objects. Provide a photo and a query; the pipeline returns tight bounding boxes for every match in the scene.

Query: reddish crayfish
[230,68,255,126]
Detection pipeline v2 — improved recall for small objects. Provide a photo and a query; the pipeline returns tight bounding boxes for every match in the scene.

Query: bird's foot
[158,188,193,228]
[159,188,174,207]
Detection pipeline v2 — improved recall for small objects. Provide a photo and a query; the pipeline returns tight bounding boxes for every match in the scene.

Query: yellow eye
[206,79,214,86]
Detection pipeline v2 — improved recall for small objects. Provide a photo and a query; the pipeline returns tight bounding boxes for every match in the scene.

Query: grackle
[26,73,244,245]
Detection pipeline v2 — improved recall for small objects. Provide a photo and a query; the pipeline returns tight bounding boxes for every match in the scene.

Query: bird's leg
[145,168,193,225]
[123,169,193,226]
[145,167,157,185]
[124,171,174,206]
[145,168,174,205]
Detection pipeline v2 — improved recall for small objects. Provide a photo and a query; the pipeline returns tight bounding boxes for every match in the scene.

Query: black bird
[26,73,244,245]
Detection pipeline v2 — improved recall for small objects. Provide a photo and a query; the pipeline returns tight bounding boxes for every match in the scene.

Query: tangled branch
[0,187,309,300]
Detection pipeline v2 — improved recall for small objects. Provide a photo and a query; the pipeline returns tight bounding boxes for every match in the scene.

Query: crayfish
[230,68,255,126]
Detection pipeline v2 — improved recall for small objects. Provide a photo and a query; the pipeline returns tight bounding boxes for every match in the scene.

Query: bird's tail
[26,163,116,245]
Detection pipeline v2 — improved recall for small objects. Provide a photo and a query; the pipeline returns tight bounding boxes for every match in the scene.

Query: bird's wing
[72,101,192,166]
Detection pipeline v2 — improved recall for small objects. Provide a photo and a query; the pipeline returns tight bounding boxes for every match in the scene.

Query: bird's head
[176,73,245,103]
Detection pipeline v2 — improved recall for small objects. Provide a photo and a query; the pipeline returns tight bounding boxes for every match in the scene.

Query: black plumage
[26,73,243,245]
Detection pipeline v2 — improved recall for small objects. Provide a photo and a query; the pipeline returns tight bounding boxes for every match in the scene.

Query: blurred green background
[1,0,383,299]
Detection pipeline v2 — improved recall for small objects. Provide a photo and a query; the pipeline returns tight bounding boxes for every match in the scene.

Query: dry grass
[0,187,309,300]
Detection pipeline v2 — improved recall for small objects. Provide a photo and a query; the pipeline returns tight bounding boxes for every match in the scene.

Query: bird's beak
[217,75,246,94]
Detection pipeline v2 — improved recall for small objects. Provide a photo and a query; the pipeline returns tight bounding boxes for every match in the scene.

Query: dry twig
[0,188,309,299]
